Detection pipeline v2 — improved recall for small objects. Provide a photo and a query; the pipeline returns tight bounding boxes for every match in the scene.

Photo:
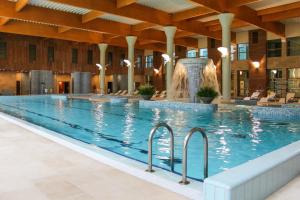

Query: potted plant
[138,84,155,100]
[197,86,218,104]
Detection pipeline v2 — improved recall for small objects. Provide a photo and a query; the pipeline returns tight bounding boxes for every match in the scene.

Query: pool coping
[0,111,203,200]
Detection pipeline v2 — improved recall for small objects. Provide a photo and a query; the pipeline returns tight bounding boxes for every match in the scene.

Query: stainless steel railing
[179,127,208,184]
[146,122,174,173]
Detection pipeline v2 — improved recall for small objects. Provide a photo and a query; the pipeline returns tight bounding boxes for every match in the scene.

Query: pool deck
[0,119,188,200]
[0,115,299,200]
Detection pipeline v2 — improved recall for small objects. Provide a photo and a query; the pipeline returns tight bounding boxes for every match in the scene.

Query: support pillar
[98,43,108,94]
[126,36,137,95]
[163,26,177,99]
[218,13,234,100]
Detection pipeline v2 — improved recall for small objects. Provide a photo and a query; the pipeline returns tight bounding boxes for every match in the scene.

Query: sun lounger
[243,91,261,100]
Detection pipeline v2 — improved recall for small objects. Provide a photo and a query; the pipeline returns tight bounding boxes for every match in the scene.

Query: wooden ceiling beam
[131,22,157,32]
[0,20,103,43]
[50,0,222,39]
[57,26,73,33]
[208,20,249,31]
[16,0,29,12]
[0,0,199,47]
[0,17,10,26]
[117,0,137,8]
[172,6,214,21]
[227,0,263,8]
[82,10,104,23]
[257,1,300,16]
[261,8,300,22]
[0,0,131,36]
[189,0,285,37]
[51,0,172,26]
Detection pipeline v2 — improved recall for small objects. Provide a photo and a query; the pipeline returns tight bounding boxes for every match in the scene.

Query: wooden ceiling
[0,0,299,51]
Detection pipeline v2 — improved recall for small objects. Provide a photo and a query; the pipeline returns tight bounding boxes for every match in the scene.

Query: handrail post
[146,122,174,173]
[179,127,208,185]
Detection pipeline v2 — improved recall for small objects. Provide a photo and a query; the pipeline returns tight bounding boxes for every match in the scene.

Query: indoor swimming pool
[0,95,299,181]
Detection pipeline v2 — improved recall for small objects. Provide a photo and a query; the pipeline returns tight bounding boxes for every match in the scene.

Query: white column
[126,36,137,95]
[218,13,234,100]
[163,26,177,99]
[98,43,108,95]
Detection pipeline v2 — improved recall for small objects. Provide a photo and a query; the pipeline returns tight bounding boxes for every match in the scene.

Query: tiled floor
[267,176,300,200]
[0,119,188,200]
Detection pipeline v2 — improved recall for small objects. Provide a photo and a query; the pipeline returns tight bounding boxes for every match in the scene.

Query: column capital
[126,36,137,46]
[163,26,177,39]
[98,43,108,51]
[218,13,234,28]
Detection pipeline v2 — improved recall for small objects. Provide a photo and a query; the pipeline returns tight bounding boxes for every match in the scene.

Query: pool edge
[0,111,203,200]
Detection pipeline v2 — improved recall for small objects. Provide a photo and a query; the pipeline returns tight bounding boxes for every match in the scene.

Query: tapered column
[98,43,108,94]
[163,26,177,99]
[126,36,137,95]
[218,13,234,100]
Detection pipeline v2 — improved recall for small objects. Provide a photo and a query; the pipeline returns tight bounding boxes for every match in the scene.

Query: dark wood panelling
[0,33,146,76]
[207,38,222,87]
[248,29,267,95]
[0,33,99,74]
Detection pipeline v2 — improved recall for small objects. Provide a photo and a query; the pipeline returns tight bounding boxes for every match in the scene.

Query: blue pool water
[0,95,300,181]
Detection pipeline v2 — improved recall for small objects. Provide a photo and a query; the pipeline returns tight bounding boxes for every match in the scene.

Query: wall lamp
[252,61,260,69]
[162,53,171,65]
[123,59,131,67]
[96,63,103,70]
[153,68,159,74]
[217,47,229,58]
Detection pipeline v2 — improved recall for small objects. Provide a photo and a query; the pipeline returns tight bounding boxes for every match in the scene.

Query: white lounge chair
[243,91,260,100]
[120,90,127,96]
[113,90,122,96]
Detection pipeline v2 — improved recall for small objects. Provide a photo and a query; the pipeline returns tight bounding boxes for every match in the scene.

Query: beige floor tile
[0,119,188,200]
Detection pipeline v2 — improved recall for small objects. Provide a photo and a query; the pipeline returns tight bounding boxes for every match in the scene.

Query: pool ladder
[146,122,174,172]
[146,123,208,184]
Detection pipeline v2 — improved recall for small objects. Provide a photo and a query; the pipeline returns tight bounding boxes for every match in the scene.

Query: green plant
[138,84,155,96]
[197,87,218,98]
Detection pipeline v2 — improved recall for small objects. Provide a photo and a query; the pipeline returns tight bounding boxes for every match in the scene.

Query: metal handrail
[179,127,208,185]
[146,122,174,173]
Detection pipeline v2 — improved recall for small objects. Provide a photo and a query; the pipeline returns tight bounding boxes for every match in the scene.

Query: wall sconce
[96,63,103,70]
[217,47,229,58]
[153,68,159,74]
[252,61,260,69]
[272,69,277,74]
[123,59,131,67]
[162,53,171,65]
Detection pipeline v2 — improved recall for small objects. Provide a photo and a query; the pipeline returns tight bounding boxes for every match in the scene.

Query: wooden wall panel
[207,38,222,88]
[248,29,267,95]
[0,33,146,76]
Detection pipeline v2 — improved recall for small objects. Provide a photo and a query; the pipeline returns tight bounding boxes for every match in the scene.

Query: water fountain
[170,58,220,102]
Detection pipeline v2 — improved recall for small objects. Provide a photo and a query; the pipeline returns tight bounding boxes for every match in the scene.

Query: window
[267,39,281,57]
[267,69,284,96]
[29,44,36,63]
[210,39,216,48]
[48,46,54,63]
[237,43,248,60]
[231,45,236,61]
[72,48,78,64]
[145,55,153,68]
[199,48,208,58]
[136,55,142,68]
[87,49,93,65]
[120,53,125,67]
[108,52,113,66]
[186,49,197,58]
[287,37,300,56]
[0,42,7,59]
[252,31,258,44]
[288,68,300,97]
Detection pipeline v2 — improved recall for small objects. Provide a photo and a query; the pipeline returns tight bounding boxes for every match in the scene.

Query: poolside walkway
[267,176,300,200]
[0,119,187,200]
